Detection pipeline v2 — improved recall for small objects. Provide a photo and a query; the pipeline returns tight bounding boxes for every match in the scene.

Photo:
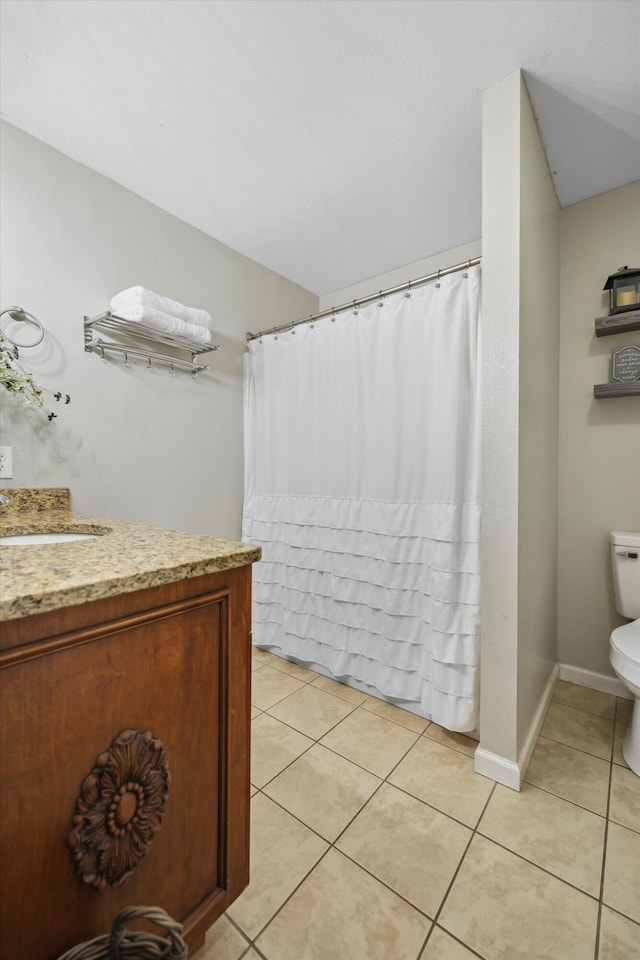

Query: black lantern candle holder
[603,266,640,315]
[595,266,640,338]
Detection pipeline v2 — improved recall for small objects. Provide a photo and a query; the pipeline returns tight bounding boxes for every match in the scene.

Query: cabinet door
[0,578,250,960]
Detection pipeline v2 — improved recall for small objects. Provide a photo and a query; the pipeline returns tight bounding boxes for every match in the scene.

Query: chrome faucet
[0,493,10,507]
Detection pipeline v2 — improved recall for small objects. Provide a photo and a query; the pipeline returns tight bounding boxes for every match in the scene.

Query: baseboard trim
[475,663,559,791]
[474,748,521,790]
[558,663,631,700]
[517,662,560,783]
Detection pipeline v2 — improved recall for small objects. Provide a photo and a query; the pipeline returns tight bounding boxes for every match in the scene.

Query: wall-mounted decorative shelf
[594,309,640,337]
[593,342,640,399]
[594,382,640,399]
[84,311,219,377]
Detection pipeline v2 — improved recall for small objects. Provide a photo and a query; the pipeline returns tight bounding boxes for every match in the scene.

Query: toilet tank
[611,531,640,620]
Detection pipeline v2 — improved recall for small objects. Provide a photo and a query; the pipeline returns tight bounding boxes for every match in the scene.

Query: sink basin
[0,532,100,545]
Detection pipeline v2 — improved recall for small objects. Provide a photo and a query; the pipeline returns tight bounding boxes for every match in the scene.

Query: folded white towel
[113,304,213,345]
[111,286,212,329]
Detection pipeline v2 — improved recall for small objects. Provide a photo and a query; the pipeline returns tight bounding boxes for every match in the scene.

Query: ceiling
[1,0,638,295]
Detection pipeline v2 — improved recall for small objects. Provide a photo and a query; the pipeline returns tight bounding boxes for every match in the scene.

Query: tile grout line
[246,732,434,952]
[473,830,603,903]
[413,781,499,959]
[258,737,482,838]
[252,735,318,793]
[535,730,616,765]
[252,690,367,790]
[266,692,430,737]
[431,781,497,925]
[594,698,631,960]
[390,738,498,959]
[381,777,488,834]
[245,664,366,954]
[427,719,632,959]
[242,680,439,957]
[222,913,259,959]
[238,840,335,950]
[250,653,514,960]
[255,651,444,732]
[421,926,487,960]
[257,713,424,849]
[522,768,609,818]
[593,697,625,959]
[246,660,636,960]
[551,690,619,723]
[523,712,639,928]
[255,703,427,790]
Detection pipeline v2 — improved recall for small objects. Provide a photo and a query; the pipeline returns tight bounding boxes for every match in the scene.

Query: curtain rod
[245,256,481,342]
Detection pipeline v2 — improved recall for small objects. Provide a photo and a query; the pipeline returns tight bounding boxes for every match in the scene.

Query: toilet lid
[610,621,640,688]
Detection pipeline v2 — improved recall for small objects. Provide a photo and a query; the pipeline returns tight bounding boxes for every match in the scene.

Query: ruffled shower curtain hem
[244,494,480,732]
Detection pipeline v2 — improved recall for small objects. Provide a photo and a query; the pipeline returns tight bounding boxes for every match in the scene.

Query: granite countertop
[0,488,261,621]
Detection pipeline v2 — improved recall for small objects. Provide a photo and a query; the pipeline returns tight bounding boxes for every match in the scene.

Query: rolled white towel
[111,286,212,329]
[113,304,213,345]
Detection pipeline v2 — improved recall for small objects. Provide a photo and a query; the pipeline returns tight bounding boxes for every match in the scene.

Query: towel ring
[0,306,45,348]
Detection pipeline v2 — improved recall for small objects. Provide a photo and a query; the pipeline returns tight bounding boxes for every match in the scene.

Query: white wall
[318,240,481,312]
[516,74,561,755]
[477,70,559,781]
[558,182,640,680]
[477,71,521,767]
[0,122,317,539]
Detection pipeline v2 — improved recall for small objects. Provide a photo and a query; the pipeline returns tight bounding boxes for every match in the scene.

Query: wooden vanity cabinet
[0,564,253,960]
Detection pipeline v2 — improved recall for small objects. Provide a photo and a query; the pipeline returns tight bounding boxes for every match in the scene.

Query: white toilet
[610,531,640,776]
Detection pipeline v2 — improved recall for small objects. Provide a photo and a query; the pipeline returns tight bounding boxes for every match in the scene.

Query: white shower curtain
[243,264,481,731]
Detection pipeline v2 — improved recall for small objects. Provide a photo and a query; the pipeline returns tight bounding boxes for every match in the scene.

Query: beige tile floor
[194,656,639,960]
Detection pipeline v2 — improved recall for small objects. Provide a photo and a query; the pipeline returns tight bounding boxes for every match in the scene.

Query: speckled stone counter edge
[0,488,261,621]
[0,487,70,515]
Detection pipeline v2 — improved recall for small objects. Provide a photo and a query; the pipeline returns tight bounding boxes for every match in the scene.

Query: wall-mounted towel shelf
[84,311,219,377]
